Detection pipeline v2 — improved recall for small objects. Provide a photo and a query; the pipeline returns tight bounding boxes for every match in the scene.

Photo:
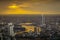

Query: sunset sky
[0,0,60,15]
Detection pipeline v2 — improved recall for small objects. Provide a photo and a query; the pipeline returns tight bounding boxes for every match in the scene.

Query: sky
[0,0,60,15]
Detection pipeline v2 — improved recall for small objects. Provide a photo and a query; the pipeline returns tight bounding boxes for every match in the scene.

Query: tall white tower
[8,23,15,37]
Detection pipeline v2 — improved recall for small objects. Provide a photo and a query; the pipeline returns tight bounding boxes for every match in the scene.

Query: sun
[8,4,19,9]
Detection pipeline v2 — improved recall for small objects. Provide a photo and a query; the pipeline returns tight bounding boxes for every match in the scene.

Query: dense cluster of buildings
[0,15,60,40]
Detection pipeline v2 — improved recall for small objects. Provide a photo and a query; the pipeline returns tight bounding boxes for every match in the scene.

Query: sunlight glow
[8,4,19,9]
[3,3,59,15]
[5,3,41,15]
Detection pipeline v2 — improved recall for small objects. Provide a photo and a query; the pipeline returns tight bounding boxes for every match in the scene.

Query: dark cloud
[0,0,60,2]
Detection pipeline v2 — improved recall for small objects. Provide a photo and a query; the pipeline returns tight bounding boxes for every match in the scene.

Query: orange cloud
[1,2,60,15]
